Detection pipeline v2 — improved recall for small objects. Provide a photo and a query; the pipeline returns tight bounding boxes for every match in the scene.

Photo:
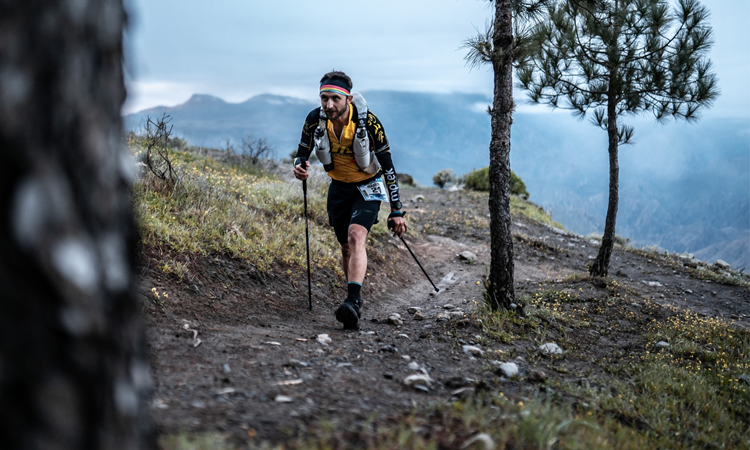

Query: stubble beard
[326,104,348,121]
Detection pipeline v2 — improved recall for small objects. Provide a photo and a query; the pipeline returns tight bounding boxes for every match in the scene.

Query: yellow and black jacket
[296,105,390,184]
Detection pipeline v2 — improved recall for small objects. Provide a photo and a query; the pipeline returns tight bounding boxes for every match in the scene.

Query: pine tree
[518,0,718,276]
[465,0,548,311]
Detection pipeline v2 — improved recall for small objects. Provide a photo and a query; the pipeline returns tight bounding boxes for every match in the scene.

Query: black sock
[347,282,362,300]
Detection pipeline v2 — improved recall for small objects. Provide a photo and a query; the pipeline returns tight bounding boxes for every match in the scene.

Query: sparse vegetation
[397,172,416,187]
[130,134,383,276]
[432,168,456,189]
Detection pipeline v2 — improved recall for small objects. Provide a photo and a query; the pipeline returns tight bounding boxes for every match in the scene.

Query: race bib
[357,177,388,202]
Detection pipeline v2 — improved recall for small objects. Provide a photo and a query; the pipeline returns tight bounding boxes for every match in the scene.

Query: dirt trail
[141,187,749,445]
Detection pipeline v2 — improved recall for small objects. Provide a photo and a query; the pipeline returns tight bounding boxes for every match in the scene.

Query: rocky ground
[139,186,749,447]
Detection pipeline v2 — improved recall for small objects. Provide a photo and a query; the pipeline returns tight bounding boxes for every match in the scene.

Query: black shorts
[327,177,381,244]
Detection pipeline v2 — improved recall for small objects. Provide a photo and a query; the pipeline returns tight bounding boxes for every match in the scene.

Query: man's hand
[293,159,310,180]
[387,214,407,237]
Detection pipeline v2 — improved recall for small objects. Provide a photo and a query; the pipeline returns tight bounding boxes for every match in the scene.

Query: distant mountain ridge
[124,91,750,269]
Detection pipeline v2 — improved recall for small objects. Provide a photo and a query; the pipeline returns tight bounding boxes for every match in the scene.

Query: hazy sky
[123,0,749,121]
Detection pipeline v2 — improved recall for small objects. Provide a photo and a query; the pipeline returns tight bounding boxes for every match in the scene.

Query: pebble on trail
[316,334,332,346]
[495,362,519,378]
[539,343,563,356]
[462,345,484,357]
[403,374,433,391]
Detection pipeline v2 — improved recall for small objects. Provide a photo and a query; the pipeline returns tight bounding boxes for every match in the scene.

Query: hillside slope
[133,149,750,449]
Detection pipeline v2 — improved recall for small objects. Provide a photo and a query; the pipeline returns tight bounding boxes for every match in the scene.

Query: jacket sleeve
[295,108,321,159]
[366,111,390,154]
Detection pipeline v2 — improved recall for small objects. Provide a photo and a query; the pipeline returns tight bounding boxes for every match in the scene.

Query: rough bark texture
[487,0,516,310]
[589,77,620,277]
[0,1,154,449]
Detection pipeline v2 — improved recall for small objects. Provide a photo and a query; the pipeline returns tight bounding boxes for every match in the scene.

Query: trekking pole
[302,174,313,310]
[389,215,439,292]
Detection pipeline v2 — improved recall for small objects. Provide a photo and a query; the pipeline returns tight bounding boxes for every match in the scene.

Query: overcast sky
[123,0,749,121]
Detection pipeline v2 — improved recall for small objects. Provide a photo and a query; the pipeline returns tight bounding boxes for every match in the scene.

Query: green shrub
[463,167,489,191]
[463,166,530,199]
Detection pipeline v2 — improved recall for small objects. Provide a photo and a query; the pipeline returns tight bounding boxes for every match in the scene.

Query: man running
[293,71,406,330]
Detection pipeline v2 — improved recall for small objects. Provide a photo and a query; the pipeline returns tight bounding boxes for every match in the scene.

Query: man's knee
[347,225,368,248]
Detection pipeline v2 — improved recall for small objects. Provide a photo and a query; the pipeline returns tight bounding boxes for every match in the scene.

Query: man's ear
[346,95,353,105]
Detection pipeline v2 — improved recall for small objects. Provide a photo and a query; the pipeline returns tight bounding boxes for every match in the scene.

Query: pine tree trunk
[487,0,516,310]
[0,2,154,449]
[589,81,620,277]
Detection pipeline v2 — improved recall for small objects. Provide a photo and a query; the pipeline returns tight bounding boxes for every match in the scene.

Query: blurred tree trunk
[487,0,516,310]
[0,1,154,449]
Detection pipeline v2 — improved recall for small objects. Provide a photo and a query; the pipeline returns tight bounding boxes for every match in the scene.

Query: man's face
[320,92,351,121]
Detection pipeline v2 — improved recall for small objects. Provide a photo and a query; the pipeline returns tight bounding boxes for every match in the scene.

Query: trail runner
[293,71,406,330]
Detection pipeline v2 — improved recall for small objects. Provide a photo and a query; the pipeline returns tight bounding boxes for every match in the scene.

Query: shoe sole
[335,302,359,330]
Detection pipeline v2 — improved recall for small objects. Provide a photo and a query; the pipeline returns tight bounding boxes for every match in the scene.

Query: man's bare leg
[335,224,369,329]
[345,224,368,283]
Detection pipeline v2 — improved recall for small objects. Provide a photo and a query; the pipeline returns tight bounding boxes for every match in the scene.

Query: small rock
[383,372,394,380]
[274,395,293,403]
[379,345,397,353]
[461,432,495,450]
[413,311,425,321]
[412,195,425,203]
[403,374,433,390]
[495,362,518,378]
[714,259,730,270]
[451,387,475,400]
[443,304,455,310]
[222,364,231,374]
[316,334,332,346]
[642,280,663,287]
[462,345,484,357]
[685,289,694,294]
[449,311,465,319]
[655,341,670,349]
[539,343,563,356]
[407,306,421,314]
[401,355,411,361]
[456,318,471,327]
[458,251,477,263]
[191,400,206,409]
[578,378,591,389]
[407,362,420,371]
[436,315,449,322]
[388,314,403,326]
[398,333,410,339]
[731,314,740,320]
[527,370,547,383]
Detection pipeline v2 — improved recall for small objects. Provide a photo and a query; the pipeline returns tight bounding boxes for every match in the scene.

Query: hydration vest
[313,92,381,175]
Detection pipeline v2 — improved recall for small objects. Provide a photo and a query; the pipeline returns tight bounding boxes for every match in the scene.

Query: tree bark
[0,1,154,449]
[589,75,620,277]
[487,0,516,310]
